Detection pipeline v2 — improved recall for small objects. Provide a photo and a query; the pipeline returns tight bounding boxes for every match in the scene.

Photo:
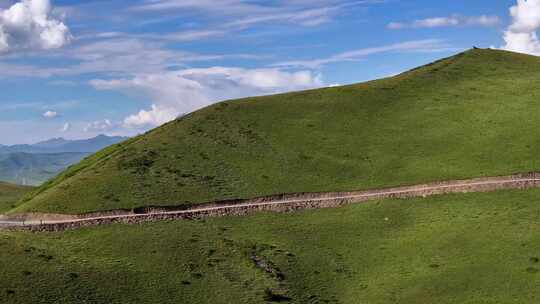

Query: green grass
[0,182,34,213]
[16,48,540,214]
[4,188,540,303]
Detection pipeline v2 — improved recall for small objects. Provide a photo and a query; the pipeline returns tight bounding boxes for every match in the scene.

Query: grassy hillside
[0,182,34,213]
[15,48,540,214]
[3,189,540,303]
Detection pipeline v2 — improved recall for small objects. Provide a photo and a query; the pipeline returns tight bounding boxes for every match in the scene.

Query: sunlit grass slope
[16,48,540,214]
[3,189,540,303]
[0,182,34,213]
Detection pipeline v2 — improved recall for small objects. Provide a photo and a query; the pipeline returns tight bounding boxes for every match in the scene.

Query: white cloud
[84,119,115,132]
[65,39,189,75]
[0,37,270,78]
[131,0,380,29]
[77,29,227,43]
[468,15,502,27]
[224,6,342,28]
[508,0,540,33]
[0,100,78,111]
[274,39,454,68]
[123,105,178,129]
[0,1,378,80]
[502,0,540,55]
[388,15,500,30]
[60,122,70,132]
[91,67,323,129]
[161,30,226,42]
[0,0,71,54]
[131,0,265,13]
[42,110,57,118]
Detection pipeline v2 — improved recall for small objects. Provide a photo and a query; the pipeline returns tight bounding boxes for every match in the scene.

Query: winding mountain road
[2,173,540,231]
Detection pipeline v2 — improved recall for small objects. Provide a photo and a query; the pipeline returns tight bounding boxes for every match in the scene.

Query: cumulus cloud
[123,105,179,129]
[0,0,71,54]
[502,0,540,55]
[388,15,500,30]
[42,110,57,118]
[91,67,323,129]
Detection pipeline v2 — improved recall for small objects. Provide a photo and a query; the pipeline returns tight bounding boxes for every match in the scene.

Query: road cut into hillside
[3,172,540,232]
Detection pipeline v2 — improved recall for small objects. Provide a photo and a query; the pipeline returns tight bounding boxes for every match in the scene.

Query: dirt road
[3,173,540,231]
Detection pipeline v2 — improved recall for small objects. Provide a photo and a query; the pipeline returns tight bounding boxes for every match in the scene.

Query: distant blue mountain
[0,152,90,186]
[0,134,128,154]
[0,135,128,186]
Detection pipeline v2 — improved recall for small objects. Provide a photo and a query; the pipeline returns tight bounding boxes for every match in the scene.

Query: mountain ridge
[1,134,128,154]
[0,152,90,186]
[0,135,128,186]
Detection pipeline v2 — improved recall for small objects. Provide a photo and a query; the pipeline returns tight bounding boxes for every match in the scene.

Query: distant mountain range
[0,135,128,186]
[0,134,128,154]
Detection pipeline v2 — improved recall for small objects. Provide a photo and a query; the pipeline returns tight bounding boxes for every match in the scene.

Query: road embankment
[3,172,540,232]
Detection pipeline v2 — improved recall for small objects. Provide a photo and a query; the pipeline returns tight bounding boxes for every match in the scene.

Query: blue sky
[0,0,537,144]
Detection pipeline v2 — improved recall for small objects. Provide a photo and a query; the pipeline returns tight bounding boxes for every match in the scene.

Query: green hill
[3,188,540,303]
[0,182,34,213]
[14,48,540,214]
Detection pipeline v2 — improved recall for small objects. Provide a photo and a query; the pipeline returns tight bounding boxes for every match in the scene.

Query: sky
[0,0,538,145]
